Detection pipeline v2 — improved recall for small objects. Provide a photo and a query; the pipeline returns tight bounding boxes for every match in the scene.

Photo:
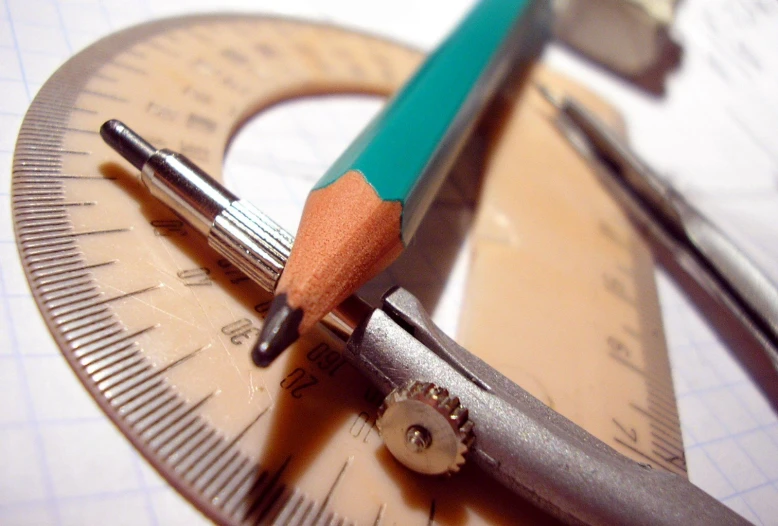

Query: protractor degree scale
[12,13,684,526]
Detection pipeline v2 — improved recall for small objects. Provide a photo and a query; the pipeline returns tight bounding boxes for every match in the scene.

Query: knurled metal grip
[209,200,293,292]
[135,144,292,292]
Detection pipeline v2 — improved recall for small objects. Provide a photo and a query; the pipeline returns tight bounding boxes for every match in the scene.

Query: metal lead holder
[102,119,293,292]
[100,119,747,525]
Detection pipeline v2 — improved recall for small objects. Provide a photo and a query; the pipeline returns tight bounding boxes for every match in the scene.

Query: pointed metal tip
[252,293,303,367]
[100,119,157,170]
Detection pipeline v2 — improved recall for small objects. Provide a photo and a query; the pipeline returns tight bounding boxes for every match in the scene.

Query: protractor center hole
[223,94,385,235]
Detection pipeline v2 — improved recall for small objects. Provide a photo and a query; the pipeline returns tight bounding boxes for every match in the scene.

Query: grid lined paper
[1,0,778,524]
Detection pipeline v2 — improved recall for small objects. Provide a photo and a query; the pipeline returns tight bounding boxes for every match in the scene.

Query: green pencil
[254,0,550,366]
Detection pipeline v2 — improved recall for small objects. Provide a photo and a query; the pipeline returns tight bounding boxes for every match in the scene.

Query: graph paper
[1,0,777,524]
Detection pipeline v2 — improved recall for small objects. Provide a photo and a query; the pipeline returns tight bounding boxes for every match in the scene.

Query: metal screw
[405,425,432,452]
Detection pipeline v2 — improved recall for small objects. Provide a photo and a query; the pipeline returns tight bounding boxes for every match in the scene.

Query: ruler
[11,14,683,525]
[459,69,687,476]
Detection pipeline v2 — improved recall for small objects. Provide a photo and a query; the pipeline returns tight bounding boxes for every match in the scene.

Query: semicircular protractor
[12,13,684,526]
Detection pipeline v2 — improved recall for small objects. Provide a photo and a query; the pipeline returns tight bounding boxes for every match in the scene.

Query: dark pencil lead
[252,293,303,367]
[100,119,156,170]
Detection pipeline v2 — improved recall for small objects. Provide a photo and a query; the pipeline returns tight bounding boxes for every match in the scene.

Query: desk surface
[1,0,777,524]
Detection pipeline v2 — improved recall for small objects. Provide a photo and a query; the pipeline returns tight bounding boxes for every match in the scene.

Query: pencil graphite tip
[252,293,303,367]
[100,119,156,171]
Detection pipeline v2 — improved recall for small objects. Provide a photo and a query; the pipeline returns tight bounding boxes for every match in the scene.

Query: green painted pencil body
[316,0,550,242]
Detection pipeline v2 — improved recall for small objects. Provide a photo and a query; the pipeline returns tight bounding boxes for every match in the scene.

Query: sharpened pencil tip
[100,119,156,170]
[252,293,303,367]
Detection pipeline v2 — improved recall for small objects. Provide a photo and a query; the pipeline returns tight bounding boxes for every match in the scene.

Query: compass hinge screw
[376,381,474,476]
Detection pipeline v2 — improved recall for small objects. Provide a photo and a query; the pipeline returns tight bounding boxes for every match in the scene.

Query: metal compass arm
[350,287,747,526]
[100,120,748,526]
[537,86,778,375]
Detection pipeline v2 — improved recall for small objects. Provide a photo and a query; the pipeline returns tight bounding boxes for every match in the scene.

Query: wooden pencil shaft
[279,171,404,333]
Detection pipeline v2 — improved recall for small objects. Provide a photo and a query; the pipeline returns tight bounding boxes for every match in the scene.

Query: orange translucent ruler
[460,67,685,477]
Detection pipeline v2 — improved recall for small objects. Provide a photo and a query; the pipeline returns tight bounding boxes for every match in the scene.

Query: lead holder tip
[100,119,156,170]
[252,293,303,367]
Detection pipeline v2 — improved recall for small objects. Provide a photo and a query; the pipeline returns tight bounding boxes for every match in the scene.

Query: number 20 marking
[280,367,319,398]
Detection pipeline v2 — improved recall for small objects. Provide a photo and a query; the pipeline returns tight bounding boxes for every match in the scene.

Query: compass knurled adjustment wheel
[376,381,474,475]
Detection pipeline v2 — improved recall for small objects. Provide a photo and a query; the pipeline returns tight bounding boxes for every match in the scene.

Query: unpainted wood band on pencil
[279,169,402,334]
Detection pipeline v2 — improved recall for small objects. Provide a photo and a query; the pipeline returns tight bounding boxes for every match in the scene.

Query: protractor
[11,13,683,525]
